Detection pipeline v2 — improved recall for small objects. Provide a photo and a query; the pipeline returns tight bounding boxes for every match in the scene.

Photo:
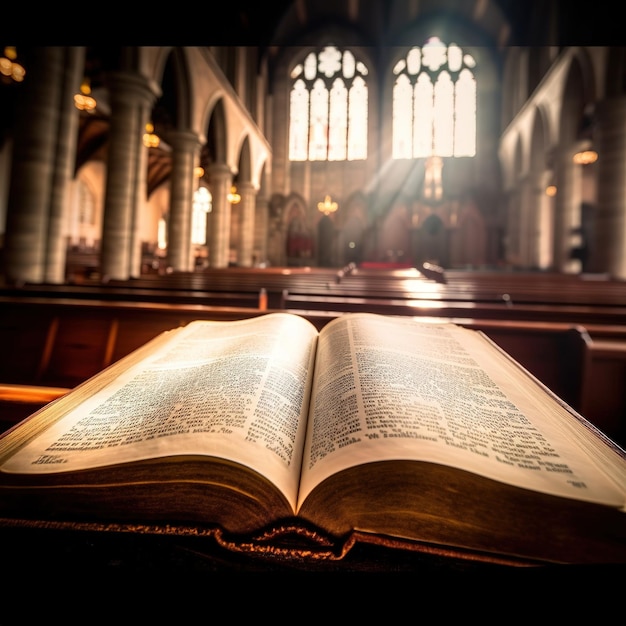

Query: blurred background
[1,0,623,282]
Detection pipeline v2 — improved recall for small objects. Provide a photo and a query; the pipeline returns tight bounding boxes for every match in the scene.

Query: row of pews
[9,260,626,314]
[1,265,625,447]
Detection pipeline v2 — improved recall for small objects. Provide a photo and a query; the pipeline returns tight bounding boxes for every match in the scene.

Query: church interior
[0,0,625,580]
[3,1,625,280]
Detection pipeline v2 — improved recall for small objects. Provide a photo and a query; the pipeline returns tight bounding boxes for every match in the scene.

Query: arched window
[157,216,167,250]
[289,45,368,162]
[191,186,212,245]
[77,179,95,226]
[392,37,476,159]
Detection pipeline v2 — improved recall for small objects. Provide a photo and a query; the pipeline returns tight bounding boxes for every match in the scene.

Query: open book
[0,312,625,566]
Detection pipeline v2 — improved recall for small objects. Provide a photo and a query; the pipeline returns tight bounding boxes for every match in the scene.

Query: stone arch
[206,98,228,166]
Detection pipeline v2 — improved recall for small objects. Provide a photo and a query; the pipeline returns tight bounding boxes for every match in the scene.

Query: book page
[0,313,319,511]
[297,313,626,511]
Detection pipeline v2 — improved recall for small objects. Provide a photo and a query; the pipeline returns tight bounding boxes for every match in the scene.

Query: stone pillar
[236,181,256,267]
[166,130,201,272]
[129,96,154,279]
[553,147,583,273]
[591,96,626,279]
[47,47,84,283]
[504,188,520,267]
[517,174,534,267]
[535,170,555,270]
[101,71,160,281]
[207,164,233,268]
[3,47,84,284]
[525,170,545,269]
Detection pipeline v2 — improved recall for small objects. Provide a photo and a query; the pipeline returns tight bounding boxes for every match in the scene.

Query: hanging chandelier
[572,150,598,165]
[227,185,241,204]
[74,77,96,112]
[0,47,25,84]
[317,195,338,215]
[143,122,160,148]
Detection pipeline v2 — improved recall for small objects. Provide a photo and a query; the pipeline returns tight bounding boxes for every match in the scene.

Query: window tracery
[289,45,368,162]
[392,37,476,159]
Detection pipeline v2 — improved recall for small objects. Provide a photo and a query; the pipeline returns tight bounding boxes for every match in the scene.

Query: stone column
[166,130,201,272]
[101,71,160,281]
[591,96,626,279]
[47,47,84,283]
[553,147,583,273]
[207,163,233,268]
[3,47,84,284]
[517,174,534,267]
[504,188,520,267]
[525,169,545,269]
[236,181,256,267]
[129,98,154,278]
[534,170,555,270]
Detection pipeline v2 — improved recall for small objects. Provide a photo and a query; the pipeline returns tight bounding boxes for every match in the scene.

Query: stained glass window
[392,37,476,159]
[289,45,368,161]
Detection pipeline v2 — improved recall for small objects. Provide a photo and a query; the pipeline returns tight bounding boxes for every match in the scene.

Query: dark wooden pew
[337,267,626,306]
[10,266,626,314]
[1,280,264,308]
[0,297,269,432]
[0,296,270,388]
[2,266,626,444]
[579,334,626,444]
[282,291,626,325]
[1,294,625,447]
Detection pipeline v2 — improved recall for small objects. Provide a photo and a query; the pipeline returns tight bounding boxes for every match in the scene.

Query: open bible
[0,312,625,566]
